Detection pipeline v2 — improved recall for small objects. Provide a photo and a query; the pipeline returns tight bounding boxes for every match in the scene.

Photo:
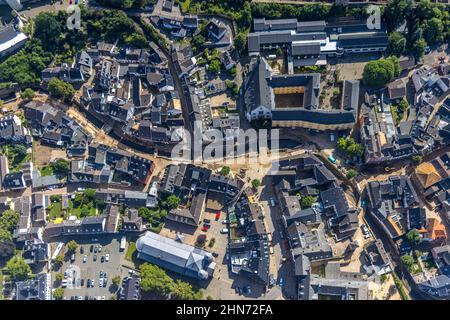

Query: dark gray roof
[291,42,321,56]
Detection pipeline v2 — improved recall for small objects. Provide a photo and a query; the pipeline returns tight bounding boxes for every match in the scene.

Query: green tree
[251,179,261,189]
[192,34,206,50]
[0,210,20,232]
[423,17,444,44]
[124,34,148,48]
[0,229,16,258]
[220,166,230,176]
[411,38,427,58]
[401,254,415,271]
[414,250,423,259]
[20,88,35,100]
[112,275,121,288]
[47,77,75,102]
[53,287,64,300]
[166,195,181,209]
[6,256,32,280]
[53,254,64,270]
[412,155,423,165]
[234,31,247,54]
[171,280,202,300]
[337,137,348,151]
[33,12,62,51]
[51,159,70,175]
[67,240,78,253]
[388,32,407,56]
[346,169,358,179]
[140,263,174,297]
[301,196,315,208]
[55,273,63,283]
[207,59,221,74]
[363,57,398,87]
[406,229,421,246]
[83,189,97,203]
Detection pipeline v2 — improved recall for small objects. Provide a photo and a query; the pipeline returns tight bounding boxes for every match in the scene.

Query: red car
[215,212,221,220]
[201,227,208,232]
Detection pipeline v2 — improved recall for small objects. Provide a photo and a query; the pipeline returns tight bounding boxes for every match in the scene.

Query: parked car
[201,227,208,232]
[90,245,93,253]
[222,220,229,224]
[80,246,84,254]
[80,279,84,286]
[94,246,98,253]
[212,252,219,258]
[278,277,284,287]
[99,278,104,287]
[98,245,102,252]
[220,228,228,234]
[93,254,97,261]
[105,254,110,262]
[83,255,87,263]
[203,223,211,229]
[101,255,105,263]
[203,218,211,224]
[215,212,221,220]
[87,278,91,288]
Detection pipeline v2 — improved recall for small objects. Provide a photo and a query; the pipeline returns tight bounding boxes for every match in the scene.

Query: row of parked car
[70,296,106,300]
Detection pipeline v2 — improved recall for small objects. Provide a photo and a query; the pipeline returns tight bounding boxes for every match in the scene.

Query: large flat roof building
[248,18,388,67]
[136,231,216,280]
[245,57,359,130]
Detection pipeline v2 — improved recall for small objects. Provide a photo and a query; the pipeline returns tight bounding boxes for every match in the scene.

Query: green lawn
[125,242,136,262]
[40,166,54,176]
[49,201,63,220]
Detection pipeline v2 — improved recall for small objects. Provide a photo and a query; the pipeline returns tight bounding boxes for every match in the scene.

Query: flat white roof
[0,32,27,53]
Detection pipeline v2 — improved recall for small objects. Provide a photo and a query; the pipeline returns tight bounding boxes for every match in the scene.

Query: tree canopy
[53,287,65,300]
[139,263,203,299]
[301,196,315,208]
[0,210,20,258]
[363,57,400,88]
[388,32,407,56]
[406,229,421,246]
[67,240,78,253]
[6,256,32,281]
[337,137,364,158]
[140,263,175,296]
[47,78,76,102]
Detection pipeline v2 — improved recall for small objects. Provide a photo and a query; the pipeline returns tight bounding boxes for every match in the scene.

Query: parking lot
[54,235,127,300]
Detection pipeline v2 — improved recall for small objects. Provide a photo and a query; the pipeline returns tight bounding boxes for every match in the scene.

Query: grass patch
[125,242,136,262]
[49,201,62,220]
[392,272,411,300]
[40,165,54,177]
